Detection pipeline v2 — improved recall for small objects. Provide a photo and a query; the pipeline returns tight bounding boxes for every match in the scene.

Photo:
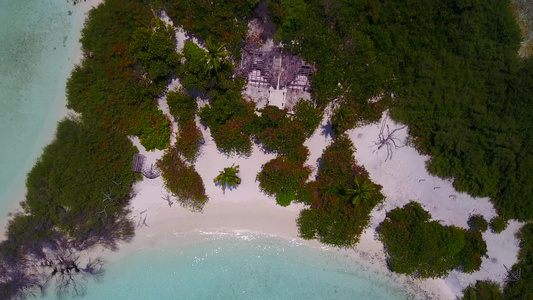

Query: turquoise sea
[42,234,421,300]
[0,0,85,225]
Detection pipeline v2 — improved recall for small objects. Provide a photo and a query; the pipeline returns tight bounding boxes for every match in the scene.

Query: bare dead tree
[96,204,110,219]
[101,181,124,202]
[136,213,148,228]
[161,189,174,208]
[142,215,148,227]
[53,256,104,299]
[373,116,406,161]
[504,264,521,282]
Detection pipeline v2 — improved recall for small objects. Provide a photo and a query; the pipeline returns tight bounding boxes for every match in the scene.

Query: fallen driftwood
[373,115,406,161]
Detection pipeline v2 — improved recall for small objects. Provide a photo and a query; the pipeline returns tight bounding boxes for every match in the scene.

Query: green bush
[211,118,253,156]
[157,145,208,212]
[379,202,487,278]
[293,99,323,136]
[252,106,309,162]
[129,18,181,83]
[490,216,509,234]
[167,88,198,123]
[176,120,203,161]
[469,214,489,232]
[461,281,502,300]
[256,157,311,206]
[165,0,258,56]
[21,118,139,245]
[134,109,170,151]
[199,91,254,156]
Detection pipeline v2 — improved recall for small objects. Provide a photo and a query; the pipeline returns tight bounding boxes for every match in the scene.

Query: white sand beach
[113,95,521,299]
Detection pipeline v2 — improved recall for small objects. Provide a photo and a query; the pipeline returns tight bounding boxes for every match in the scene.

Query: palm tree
[201,38,230,75]
[213,164,241,193]
[332,106,353,134]
[345,178,376,206]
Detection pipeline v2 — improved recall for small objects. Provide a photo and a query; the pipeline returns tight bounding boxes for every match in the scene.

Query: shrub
[256,157,312,206]
[157,145,208,212]
[253,106,308,161]
[293,99,323,136]
[490,216,509,233]
[128,18,181,83]
[379,202,487,278]
[461,280,502,300]
[176,120,203,161]
[167,88,197,123]
[468,214,489,232]
[503,223,533,298]
[134,109,170,151]
[211,118,253,156]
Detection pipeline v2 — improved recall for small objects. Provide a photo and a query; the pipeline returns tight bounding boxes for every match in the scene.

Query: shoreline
[97,107,456,299]
[2,2,522,299]
[0,0,103,236]
[106,104,521,299]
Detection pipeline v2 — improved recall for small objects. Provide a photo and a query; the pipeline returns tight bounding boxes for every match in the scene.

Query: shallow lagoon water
[0,0,85,224]
[42,234,421,300]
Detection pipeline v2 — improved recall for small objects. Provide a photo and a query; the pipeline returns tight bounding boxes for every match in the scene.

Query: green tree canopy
[297,135,385,247]
[379,202,487,278]
[462,281,503,300]
[257,157,311,206]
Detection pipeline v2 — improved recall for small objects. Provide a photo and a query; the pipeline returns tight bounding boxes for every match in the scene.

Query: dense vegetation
[165,0,259,55]
[267,0,533,222]
[297,136,385,247]
[251,106,309,162]
[175,39,255,156]
[379,202,487,278]
[167,88,197,123]
[462,281,503,300]
[293,99,323,136]
[67,2,176,150]
[166,88,203,161]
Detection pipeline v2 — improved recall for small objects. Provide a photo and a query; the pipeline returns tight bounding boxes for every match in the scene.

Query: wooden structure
[237,45,313,91]
[132,154,161,179]
[142,164,161,179]
[132,153,146,173]
[504,264,521,282]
